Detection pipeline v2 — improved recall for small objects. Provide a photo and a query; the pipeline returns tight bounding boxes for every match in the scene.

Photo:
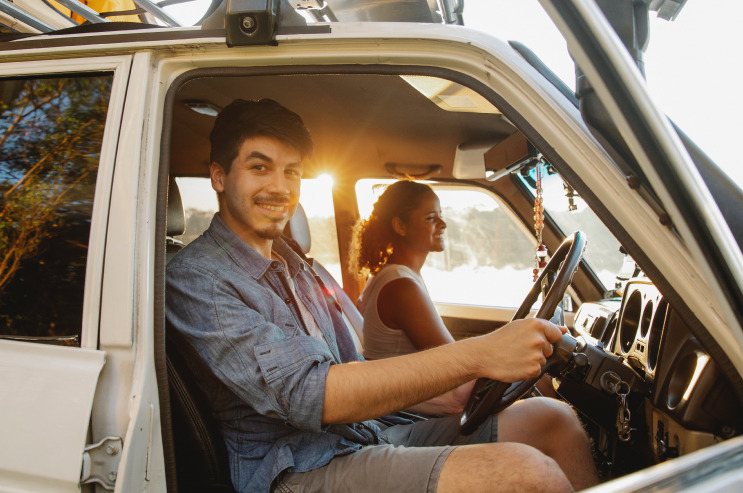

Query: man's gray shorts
[274,414,498,493]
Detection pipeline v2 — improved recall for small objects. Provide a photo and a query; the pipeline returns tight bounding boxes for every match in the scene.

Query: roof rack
[0,1,55,33]
[131,0,181,27]
[53,0,110,25]
[0,0,183,34]
[0,0,464,38]
[649,0,688,21]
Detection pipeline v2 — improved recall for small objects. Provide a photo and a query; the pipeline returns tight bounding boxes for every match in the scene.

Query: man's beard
[254,219,286,240]
[253,199,296,240]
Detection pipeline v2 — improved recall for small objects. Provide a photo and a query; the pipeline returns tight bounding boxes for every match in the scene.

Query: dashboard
[616,281,668,376]
[574,281,667,378]
[560,278,742,475]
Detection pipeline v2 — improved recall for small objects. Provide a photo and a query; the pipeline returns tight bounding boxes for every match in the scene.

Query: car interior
[158,66,743,491]
[2,1,742,490]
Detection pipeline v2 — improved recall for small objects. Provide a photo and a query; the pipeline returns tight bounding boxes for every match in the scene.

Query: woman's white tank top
[357,264,428,360]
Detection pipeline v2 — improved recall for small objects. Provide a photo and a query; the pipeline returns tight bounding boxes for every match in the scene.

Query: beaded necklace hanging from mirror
[533,155,548,281]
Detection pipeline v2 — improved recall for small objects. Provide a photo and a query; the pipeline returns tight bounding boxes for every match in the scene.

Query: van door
[0,56,131,492]
[539,0,743,333]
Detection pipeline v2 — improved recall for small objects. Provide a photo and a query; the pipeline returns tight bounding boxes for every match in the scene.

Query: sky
[167,0,743,188]
[462,0,743,188]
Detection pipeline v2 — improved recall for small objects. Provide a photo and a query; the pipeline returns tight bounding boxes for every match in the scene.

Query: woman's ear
[391,216,406,236]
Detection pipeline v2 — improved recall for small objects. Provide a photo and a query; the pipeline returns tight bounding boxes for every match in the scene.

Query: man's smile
[255,197,292,217]
[258,202,288,212]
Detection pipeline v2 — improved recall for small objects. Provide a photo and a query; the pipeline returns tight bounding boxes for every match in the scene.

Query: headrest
[284,203,311,254]
[167,177,186,237]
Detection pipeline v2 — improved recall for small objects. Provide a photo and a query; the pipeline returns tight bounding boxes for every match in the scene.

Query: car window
[299,175,342,282]
[0,74,113,346]
[175,176,342,282]
[174,177,217,246]
[356,179,537,308]
[517,166,624,292]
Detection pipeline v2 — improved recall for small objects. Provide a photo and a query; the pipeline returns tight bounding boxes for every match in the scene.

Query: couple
[165,98,598,492]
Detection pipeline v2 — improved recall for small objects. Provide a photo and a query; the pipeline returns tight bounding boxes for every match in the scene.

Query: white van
[1,1,742,491]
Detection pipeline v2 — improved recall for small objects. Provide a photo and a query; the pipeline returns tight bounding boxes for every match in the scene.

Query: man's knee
[539,398,583,429]
[438,443,573,493]
[495,399,597,491]
[478,443,573,492]
[539,399,589,446]
[498,398,590,453]
[506,398,582,432]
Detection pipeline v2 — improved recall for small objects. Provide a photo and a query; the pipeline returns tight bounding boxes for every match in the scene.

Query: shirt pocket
[269,294,304,337]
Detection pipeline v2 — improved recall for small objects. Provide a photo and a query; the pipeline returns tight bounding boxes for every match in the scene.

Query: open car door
[539,0,743,349]
[537,0,743,488]
[0,341,105,492]
[0,54,129,492]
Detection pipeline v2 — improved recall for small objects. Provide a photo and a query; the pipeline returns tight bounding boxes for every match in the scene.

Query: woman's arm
[377,277,454,349]
[376,276,467,416]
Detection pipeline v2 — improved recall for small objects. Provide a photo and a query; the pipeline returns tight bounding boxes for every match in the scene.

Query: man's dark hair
[209,98,313,171]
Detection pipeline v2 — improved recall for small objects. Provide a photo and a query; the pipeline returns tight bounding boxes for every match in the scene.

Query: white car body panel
[0,340,105,492]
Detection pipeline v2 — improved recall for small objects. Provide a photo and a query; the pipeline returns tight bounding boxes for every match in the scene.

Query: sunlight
[355,179,395,219]
[300,174,335,218]
[176,177,218,212]
[317,173,334,188]
[167,0,212,25]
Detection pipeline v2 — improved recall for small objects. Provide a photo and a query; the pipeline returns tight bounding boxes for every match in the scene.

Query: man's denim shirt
[166,215,382,492]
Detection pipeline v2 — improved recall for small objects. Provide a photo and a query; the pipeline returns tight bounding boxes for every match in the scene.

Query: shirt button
[270,261,279,269]
[284,298,292,304]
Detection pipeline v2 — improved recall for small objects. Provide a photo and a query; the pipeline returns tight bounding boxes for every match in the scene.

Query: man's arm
[322,318,565,424]
[404,381,474,416]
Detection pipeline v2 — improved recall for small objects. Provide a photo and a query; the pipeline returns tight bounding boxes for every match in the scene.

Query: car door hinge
[80,436,123,490]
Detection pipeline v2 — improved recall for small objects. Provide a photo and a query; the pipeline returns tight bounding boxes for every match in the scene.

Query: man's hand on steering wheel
[473,318,566,383]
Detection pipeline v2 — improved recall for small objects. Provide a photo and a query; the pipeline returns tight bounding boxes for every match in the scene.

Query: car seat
[164,177,235,493]
[166,337,235,493]
[282,203,365,353]
[166,177,186,263]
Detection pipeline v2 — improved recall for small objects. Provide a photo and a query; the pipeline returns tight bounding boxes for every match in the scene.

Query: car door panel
[0,340,105,492]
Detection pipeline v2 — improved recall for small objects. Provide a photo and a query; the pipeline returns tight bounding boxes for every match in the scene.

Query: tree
[0,75,111,336]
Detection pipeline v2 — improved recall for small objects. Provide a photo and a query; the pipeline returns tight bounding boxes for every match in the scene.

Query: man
[166,99,598,492]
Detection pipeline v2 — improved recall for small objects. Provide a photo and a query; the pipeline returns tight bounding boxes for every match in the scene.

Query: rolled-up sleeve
[167,263,335,433]
[254,337,332,430]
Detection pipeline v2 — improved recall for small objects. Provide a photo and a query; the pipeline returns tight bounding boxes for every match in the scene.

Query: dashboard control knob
[573,353,589,367]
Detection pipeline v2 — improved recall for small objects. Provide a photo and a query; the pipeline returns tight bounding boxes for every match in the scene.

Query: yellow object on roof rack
[49,0,146,24]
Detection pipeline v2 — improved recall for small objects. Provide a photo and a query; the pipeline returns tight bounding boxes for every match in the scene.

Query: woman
[350,180,471,415]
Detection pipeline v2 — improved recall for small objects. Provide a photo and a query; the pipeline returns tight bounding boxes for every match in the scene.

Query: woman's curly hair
[349,180,434,279]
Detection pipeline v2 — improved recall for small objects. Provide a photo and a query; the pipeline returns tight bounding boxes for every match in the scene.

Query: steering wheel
[459,231,587,435]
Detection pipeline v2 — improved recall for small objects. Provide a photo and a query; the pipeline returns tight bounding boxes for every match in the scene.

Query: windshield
[517,164,625,292]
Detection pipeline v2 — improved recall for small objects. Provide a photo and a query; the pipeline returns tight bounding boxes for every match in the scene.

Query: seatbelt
[281,235,361,363]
